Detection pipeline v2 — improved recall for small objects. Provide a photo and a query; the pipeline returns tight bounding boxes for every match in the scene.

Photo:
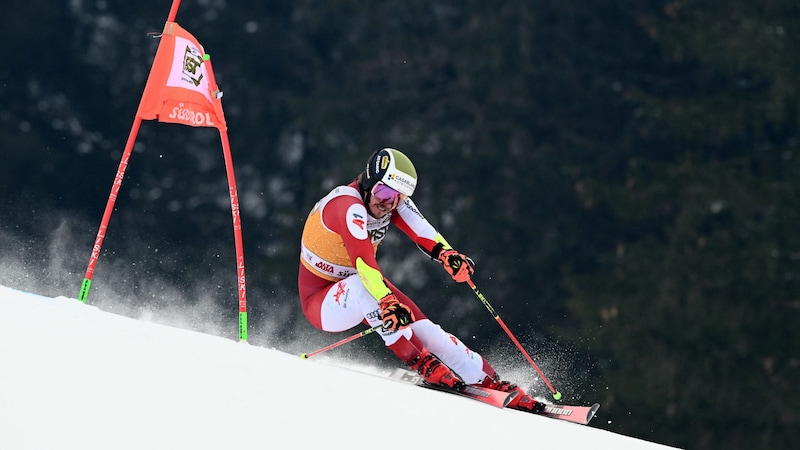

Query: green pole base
[78,278,92,303]
[239,311,248,342]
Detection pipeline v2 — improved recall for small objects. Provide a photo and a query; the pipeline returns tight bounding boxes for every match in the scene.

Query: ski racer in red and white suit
[298,181,493,381]
[297,148,543,413]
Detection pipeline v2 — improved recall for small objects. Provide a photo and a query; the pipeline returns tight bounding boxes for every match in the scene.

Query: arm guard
[355,257,391,301]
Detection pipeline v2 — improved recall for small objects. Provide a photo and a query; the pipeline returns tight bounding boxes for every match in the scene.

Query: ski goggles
[371,181,407,208]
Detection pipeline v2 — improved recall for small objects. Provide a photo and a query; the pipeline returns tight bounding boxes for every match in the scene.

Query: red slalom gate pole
[78,0,184,304]
[165,0,182,22]
[466,279,563,401]
[217,124,247,342]
[78,118,142,303]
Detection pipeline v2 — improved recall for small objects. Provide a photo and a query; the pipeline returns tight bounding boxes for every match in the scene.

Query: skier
[298,147,544,414]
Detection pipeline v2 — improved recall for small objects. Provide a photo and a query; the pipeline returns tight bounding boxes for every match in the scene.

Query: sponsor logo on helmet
[387,173,416,193]
[380,155,390,170]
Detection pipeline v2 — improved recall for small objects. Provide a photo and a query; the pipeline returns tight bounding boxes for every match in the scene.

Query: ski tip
[587,403,601,422]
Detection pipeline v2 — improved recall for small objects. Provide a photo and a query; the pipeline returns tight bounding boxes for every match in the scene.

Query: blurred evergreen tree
[565,1,800,447]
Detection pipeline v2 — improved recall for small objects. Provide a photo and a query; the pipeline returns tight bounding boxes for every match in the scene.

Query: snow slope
[0,285,679,450]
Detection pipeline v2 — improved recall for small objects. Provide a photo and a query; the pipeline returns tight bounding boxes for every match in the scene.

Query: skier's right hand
[379,293,414,332]
[436,249,475,283]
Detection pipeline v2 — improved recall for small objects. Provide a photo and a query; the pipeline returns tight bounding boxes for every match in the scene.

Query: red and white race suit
[298,180,493,383]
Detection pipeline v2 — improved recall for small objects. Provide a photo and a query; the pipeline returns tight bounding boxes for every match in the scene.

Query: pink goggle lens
[371,182,406,207]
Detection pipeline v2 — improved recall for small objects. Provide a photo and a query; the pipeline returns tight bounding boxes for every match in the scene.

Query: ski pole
[300,325,382,359]
[466,279,562,400]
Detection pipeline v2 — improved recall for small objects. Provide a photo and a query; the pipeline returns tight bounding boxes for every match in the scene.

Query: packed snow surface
[0,285,679,449]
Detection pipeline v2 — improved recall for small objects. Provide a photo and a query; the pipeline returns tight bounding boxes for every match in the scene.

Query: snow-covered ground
[0,284,679,450]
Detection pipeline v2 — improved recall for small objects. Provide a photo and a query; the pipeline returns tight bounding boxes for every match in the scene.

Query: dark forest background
[1,1,798,448]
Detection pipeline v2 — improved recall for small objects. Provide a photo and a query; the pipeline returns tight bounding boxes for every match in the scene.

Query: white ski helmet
[362,148,417,196]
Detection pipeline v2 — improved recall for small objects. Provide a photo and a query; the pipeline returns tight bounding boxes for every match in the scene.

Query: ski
[389,368,516,408]
[531,402,601,425]
[389,368,599,424]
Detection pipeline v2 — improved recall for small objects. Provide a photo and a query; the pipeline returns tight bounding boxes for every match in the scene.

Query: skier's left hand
[437,249,475,283]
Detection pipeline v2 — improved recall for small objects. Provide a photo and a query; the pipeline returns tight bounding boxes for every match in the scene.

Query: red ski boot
[480,376,545,413]
[407,348,465,389]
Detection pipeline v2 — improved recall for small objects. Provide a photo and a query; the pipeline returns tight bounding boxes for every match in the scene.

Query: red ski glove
[437,249,475,283]
[379,293,414,332]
